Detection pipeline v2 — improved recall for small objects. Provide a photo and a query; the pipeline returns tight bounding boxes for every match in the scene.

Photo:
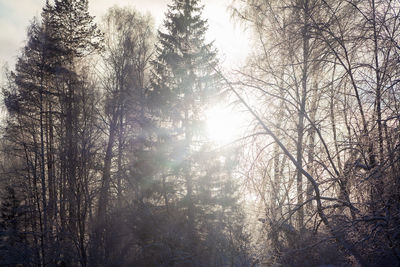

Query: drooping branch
[212,65,368,267]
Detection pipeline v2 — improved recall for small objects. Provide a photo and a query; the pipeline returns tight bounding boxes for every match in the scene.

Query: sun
[205,103,246,145]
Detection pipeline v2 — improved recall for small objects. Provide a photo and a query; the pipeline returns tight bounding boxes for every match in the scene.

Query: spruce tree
[151,0,218,231]
[151,0,248,264]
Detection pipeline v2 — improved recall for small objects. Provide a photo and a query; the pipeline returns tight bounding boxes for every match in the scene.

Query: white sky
[0,0,249,75]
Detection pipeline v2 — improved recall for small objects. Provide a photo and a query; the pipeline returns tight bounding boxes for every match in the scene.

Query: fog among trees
[1,0,400,266]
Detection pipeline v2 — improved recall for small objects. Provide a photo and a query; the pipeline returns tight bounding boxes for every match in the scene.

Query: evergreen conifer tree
[151,0,249,264]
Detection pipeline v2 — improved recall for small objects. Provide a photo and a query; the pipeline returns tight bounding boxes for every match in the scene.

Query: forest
[0,0,400,266]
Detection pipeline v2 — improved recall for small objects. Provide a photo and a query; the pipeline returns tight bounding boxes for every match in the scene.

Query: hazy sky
[0,0,249,74]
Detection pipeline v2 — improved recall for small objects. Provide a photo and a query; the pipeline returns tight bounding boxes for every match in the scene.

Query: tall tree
[2,0,102,265]
[92,7,154,265]
[151,0,218,238]
[151,0,249,265]
[232,0,400,265]
[44,0,101,264]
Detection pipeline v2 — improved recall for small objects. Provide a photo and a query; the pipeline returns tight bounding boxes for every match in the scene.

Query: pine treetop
[44,0,102,58]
